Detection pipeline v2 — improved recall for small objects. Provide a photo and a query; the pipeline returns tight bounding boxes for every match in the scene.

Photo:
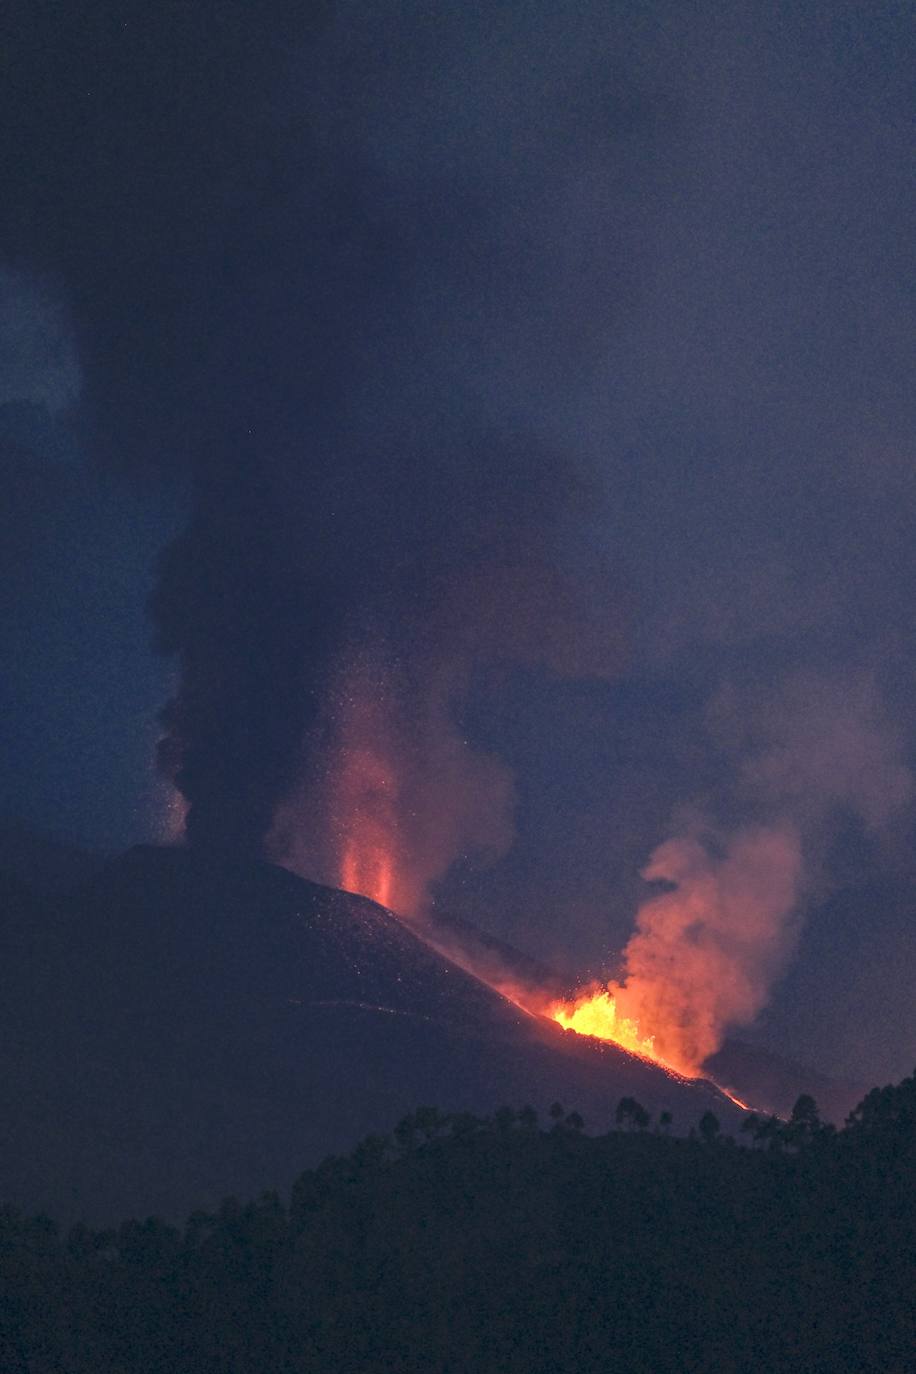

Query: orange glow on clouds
[545,826,803,1078]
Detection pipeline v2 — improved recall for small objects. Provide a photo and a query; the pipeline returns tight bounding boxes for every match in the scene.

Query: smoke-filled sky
[2,1,914,1084]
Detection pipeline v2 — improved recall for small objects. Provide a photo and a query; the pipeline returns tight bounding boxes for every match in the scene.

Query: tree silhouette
[414,1105,447,1142]
[494,1106,518,1135]
[844,1069,916,1159]
[448,1110,483,1141]
[352,1133,391,1172]
[750,1114,783,1151]
[782,1094,821,1150]
[2,1076,916,1373]
[698,1111,720,1144]
[740,1112,760,1139]
[615,1097,650,1131]
[518,1104,538,1132]
[394,1113,418,1154]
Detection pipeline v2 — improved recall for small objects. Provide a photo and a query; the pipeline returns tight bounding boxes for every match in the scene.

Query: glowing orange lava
[341,839,395,910]
[547,988,663,1065]
[718,1086,752,1111]
[336,835,712,1082]
[332,721,401,909]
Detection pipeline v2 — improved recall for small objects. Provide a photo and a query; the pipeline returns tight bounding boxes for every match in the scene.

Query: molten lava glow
[333,727,405,910]
[544,984,695,1077]
[548,990,661,1065]
[326,676,403,910]
[543,826,804,1079]
[341,838,395,910]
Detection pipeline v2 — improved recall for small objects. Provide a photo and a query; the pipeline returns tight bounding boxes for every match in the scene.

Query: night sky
[2,2,914,1085]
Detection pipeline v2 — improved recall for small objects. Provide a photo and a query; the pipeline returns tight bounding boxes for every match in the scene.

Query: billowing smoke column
[121,8,636,869]
[152,477,326,857]
[552,826,804,1076]
[626,827,803,1071]
[549,671,913,1076]
[151,414,624,866]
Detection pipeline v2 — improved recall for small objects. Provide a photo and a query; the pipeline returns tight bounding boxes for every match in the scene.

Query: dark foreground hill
[2,1074,914,1374]
[2,846,738,1222]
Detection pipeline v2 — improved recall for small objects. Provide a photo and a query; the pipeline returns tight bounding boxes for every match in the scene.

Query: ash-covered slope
[3,846,738,1222]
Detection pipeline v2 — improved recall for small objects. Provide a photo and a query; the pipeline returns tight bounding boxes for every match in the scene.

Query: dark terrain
[2,844,738,1222]
[2,836,911,1372]
[1,1072,913,1373]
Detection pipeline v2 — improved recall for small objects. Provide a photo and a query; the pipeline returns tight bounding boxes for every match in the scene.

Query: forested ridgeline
[2,1073,914,1374]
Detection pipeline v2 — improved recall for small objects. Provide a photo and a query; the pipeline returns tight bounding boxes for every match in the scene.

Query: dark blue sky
[2,1,914,1083]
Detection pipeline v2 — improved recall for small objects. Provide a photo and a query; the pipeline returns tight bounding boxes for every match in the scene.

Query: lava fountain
[548,989,661,1065]
[336,738,400,912]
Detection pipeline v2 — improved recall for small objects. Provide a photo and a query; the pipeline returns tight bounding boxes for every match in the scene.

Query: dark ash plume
[2,4,646,856]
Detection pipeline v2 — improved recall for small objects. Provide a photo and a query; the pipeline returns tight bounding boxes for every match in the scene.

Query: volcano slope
[2,845,740,1222]
[414,903,867,1124]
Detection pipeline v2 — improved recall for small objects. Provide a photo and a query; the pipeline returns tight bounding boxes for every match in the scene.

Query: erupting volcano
[334,768,805,1086]
[334,828,673,1071]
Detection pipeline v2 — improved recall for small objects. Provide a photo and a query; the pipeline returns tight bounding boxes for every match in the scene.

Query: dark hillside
[1,1073,913,1373]
[2,845,738,1222]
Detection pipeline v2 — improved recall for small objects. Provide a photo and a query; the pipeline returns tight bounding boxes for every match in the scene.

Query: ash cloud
[1,3,642,859]
[269,640,518,918]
